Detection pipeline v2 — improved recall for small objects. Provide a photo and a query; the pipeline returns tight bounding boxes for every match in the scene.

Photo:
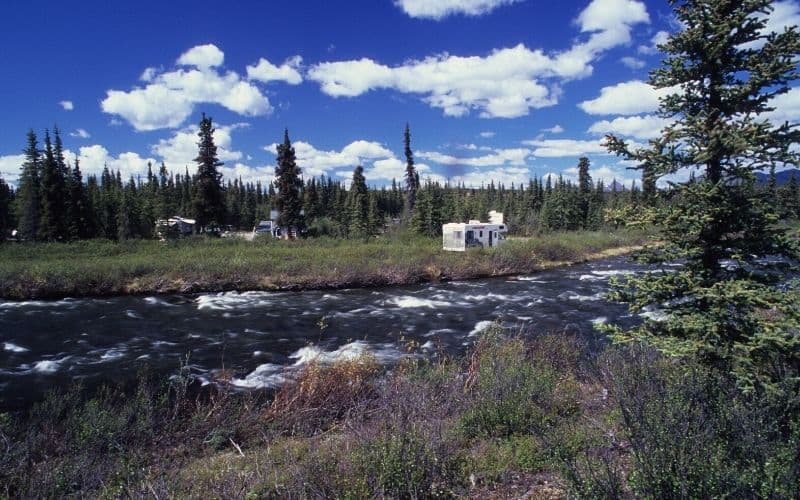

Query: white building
[442,211,508,251]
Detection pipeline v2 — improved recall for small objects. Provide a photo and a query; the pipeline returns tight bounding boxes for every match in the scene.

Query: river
[0,255,656,411]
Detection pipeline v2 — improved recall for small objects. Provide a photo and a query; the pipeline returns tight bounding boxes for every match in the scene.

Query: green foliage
[15,130,41,241]
[603,0,800,392]
[273,129,305,237]
[192,113,225,232]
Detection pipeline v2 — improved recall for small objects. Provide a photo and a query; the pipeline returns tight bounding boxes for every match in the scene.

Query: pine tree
[67,158,89,239]
[273,129,304,238]
[0,175,11,241]
[16,130,41,241]
[39,130,67,241]
[577,156,592,228]
[603,0,800,390]
[403,123,418,220]
[346,165,369,237]
[192,114,224,232]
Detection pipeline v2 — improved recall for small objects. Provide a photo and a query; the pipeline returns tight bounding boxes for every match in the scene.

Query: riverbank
[2,328,796,498]
[0,229,652,300]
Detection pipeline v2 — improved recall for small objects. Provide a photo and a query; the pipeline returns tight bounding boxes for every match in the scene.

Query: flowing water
[0,255,657,411]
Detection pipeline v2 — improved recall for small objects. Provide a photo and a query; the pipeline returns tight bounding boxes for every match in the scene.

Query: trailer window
[479,231,483,237]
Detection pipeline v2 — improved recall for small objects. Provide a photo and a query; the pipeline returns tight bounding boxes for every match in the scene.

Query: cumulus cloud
[102,44,300,131]
[70,128,91,139]
[741,1,800,50]
[417,148,530,167]
[587,114,670,140]
[176,44,224,68]
[766,86,800,124]
[309,0,650,118]
[523,138,613,157]
[264,139,401,179]
[0,154,25,184]
[579,80,672,115]
[247,56,303,85]
[59,100,74,111]
[151,123,246,170]
[76,145,158,181]
[394,0,522,19]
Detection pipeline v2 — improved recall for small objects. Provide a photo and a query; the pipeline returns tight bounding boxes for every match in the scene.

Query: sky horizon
[1,0,798,189]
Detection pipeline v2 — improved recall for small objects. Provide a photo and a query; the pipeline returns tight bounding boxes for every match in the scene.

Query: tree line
[0,117,798,242]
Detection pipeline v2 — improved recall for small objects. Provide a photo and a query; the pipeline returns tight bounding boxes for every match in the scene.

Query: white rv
[442,212,508,251]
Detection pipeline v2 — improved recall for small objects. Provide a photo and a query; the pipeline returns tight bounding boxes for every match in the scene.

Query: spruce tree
[67,158,89,240]
[39,130,67,241]
[403,123,418,220]
[192,114,224,232]
[603,0,800,390]
[576,156,592,228]
[346,165,369,237]
[0,176,11,241]
[273,129,304,238]
[16,130,41,241]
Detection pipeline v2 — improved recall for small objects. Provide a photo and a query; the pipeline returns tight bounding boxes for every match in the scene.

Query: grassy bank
[1,328,797,498]
[0,228,651,299]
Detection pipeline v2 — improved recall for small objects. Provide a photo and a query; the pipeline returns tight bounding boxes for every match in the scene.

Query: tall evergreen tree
[67,158,90,239]
[346,165,369,237]
[39,130,67,241]
[403,123,418,220]
[576,156,592,228]
[16,130,41,241]
[273,129,304,238]
[192,114,224,232]
[0,175,11,241]
[604,0,800,390]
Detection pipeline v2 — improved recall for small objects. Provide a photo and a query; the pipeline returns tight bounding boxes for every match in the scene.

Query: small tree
[192,113,224,233]
[346,165,369,238]
[273,129,304,238]
[603,0,800,391]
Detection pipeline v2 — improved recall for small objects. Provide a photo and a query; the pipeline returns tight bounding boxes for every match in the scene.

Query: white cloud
[741,1,800,50]
[637,30,670,55]
[264,139,398,178]
[766,86,800,124]
[247,56,303,85]
[70,128,91,139]
[418,148,530,167]
[309,0,650,118]
[579,79,672,115]
[76,145,158,181]
[576,0,649,33]
[541,124,564,134]
[620,56,646,69]
[479,131,496,138]
[152,123,246,170]
[523,138,613,157]
[587,114,670,139]
[59,100,74,111]
[394,0,521,19]
[102,44,300,131]
[0,154,25,185]
[450,166,531,187]
[177,44,225,68]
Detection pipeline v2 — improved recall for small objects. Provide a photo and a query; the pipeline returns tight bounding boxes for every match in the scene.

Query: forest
[1,120,798,243]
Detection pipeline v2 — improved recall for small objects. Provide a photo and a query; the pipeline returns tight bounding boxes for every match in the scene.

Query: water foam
[469,320,496,336]
[3,342,28,353]
[230,363,287,389]
[387,296,452,309]
[33,356,70,373]
[144,296,175,307]
[196,291,273,311]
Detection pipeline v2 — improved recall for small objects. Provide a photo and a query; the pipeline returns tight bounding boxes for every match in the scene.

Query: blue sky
[1,0,798,188]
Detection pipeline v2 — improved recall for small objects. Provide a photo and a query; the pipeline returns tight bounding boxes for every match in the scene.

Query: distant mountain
[755,168,800,186]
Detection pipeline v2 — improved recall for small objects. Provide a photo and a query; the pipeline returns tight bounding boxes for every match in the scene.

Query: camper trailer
[442,212,508,251]
[155,216,195,240]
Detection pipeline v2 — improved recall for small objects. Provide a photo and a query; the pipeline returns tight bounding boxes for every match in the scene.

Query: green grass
[0,227,652,299]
